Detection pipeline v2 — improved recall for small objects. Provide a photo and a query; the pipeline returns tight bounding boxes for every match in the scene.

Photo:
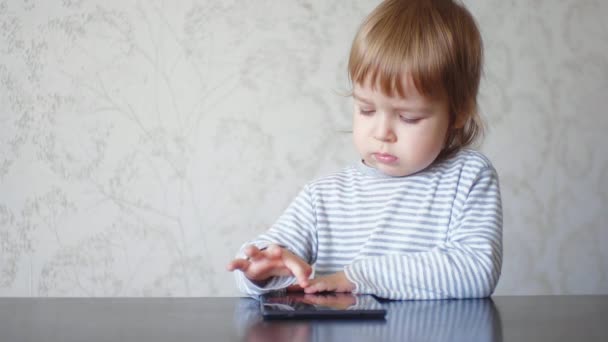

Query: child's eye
[400,116,421,124]
[359,109,375,116]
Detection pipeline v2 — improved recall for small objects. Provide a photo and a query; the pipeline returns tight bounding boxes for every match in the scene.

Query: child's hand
[226,244,312,288]
[292,271,354,294]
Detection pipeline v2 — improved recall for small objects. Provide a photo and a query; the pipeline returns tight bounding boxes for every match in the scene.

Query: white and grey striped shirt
[235,149,502,300]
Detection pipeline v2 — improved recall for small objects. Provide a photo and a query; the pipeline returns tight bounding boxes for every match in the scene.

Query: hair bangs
[348,2,450,100]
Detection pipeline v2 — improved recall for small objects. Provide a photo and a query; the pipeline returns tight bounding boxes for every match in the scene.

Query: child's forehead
[354,75,427,102]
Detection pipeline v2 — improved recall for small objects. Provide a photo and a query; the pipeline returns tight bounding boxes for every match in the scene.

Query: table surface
[1,296,607,342]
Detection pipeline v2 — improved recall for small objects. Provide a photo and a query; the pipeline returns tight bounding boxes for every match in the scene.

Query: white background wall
[1,0,607,296]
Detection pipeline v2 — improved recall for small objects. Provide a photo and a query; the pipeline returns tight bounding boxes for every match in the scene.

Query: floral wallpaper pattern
[1,0,607,296]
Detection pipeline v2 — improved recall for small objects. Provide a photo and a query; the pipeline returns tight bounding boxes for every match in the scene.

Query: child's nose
[373,115,397,143]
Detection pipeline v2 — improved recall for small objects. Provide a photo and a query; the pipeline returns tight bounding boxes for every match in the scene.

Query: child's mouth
[373,153,398,164]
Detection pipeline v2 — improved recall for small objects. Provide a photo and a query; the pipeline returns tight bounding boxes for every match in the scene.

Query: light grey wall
[1,0,606,296]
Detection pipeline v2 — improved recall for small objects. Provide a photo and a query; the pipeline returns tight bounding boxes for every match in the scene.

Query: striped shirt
[235,149,503,299]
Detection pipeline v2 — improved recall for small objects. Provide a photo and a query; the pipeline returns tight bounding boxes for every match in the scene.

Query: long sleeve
[234,185,318,296]
[343,166,503,299]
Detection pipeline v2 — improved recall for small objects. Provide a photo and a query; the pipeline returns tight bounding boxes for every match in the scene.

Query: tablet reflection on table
[234,295,503,342]
[243,320,311,342]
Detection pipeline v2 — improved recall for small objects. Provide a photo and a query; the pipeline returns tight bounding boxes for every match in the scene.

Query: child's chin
[377,164,410,177]
[386,170,410,177]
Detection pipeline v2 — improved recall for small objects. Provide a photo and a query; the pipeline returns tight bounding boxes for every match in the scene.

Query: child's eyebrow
[393,105,432,115]
[352,92,373,105]
[354,92,432,114]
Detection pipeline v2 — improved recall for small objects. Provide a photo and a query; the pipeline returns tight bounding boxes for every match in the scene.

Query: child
[227,0,502,300]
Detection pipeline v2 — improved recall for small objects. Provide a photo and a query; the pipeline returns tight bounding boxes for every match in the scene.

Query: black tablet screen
[260,292,387,319]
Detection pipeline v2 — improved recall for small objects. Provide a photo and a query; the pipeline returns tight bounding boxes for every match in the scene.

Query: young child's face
[352,76,450,177]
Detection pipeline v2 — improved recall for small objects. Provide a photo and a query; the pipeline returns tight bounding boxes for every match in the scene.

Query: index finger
[226,258,250,272]
[282,253,312,288]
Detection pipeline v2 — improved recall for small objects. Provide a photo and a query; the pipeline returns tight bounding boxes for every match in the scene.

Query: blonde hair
[348,0,484,159]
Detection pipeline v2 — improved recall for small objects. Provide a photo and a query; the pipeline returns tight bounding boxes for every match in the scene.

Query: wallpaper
[1,0,606,296]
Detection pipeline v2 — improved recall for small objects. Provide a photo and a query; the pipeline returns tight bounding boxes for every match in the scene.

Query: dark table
[1,296,607,341]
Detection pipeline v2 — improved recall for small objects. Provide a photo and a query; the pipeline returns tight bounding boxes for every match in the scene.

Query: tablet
[259,292,387,320]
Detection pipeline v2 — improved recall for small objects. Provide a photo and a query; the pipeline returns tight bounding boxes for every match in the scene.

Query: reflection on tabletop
[234,295,503,342]
[262,292,369,311]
